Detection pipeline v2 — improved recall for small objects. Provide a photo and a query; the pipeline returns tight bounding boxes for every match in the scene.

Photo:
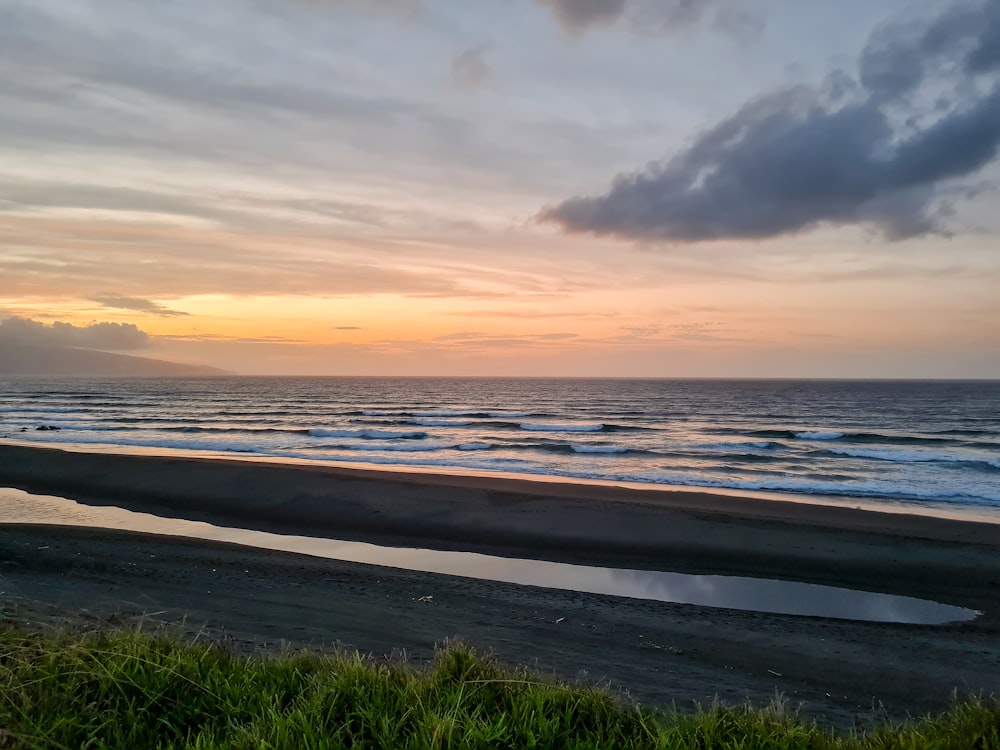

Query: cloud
[446,308,621,320]
[860,0,1000,97]
[668,322,734,341]
[0,214,528,301]
[0,316,151,350]
[426,331,580,350]
[541,0,1000,242]
[451,45,492,89]
[711,7,765,42]
[157,333,307,344]
[620,325,661,338]
[90,294,188,317]
[537,0,626,35]
[333,326,363,330]
[538,0,760,38]
[298,0,422,17]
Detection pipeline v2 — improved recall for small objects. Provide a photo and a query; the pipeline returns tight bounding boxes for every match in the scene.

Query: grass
[0,626,997,749]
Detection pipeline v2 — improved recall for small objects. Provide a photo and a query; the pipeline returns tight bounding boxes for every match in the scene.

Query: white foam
[795,431,845,441]
[699,441,782,451]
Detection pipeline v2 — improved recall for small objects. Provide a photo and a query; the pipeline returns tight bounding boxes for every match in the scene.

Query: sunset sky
[2,0,999,377]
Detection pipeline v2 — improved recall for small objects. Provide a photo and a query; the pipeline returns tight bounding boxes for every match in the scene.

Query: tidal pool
[0,487,979,625]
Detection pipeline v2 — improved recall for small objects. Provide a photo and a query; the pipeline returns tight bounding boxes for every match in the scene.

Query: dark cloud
[0,316,151,350]
[542,1,1000,242]
[90,295,189,317]
[711,7,765,42]
[538,0,760,38]
[859,0,1000,97]
[537,0,626,35]
[451,45,492,89]
[628,0,745,35]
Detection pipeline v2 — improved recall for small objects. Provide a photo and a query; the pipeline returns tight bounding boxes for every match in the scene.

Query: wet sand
[2,443,1000,726]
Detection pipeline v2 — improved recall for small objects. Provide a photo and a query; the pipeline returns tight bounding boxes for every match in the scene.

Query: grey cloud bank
[542,0,1000,242]
[0,316,151,351]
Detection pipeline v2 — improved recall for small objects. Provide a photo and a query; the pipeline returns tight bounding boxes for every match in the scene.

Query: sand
[2,443,999,726]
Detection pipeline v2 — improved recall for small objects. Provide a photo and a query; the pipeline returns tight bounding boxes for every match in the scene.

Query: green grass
[0,626,997,749]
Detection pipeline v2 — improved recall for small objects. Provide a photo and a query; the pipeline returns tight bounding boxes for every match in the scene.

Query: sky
[1,0,999,377]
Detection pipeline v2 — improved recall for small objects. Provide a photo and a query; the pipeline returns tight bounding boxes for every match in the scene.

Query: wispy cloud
[90,294,188,317]
[157,333,308,344]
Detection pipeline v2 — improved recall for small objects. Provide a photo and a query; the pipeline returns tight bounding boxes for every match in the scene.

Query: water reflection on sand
[0,487,978,625]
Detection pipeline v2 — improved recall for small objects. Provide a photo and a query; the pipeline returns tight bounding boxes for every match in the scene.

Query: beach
[2,443,1000,726]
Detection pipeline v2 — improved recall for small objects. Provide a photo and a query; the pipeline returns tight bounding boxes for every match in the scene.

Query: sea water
[1,377,998,514]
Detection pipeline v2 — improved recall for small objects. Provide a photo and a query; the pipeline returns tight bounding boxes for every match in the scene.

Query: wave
[815,447,1000,471]
[743,429,963,446]
[967,441,1000,452]
[11,430,999,506]
[312,441,455,453]
[569,444,629,454]
[710,452,789,464]
[608,471,1000,506]
[409,419,475,427]
[519,422,604,433]
[698,440,786,451]
[795,431,844,441]
[933,428,998,437]
[362,409,541,419]
[308,428,426,440]
[500,441,652,456]
[33,420,311,435]
[0,406,92,414]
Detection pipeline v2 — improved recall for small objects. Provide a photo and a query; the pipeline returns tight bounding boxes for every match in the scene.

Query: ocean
[1,377,999,515]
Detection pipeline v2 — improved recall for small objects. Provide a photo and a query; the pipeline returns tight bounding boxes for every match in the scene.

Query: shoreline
[2,442,1000,725]
[2,442,999,607]
[5,438,1000,525]
[6,437,999,525]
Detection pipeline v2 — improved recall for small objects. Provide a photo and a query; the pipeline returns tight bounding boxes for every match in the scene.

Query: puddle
[0,487,979,624]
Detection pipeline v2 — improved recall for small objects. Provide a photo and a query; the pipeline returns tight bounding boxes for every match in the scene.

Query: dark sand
[2,443,999,726]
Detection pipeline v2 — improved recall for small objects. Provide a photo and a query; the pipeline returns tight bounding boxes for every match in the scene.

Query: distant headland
[0,342,233,377]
